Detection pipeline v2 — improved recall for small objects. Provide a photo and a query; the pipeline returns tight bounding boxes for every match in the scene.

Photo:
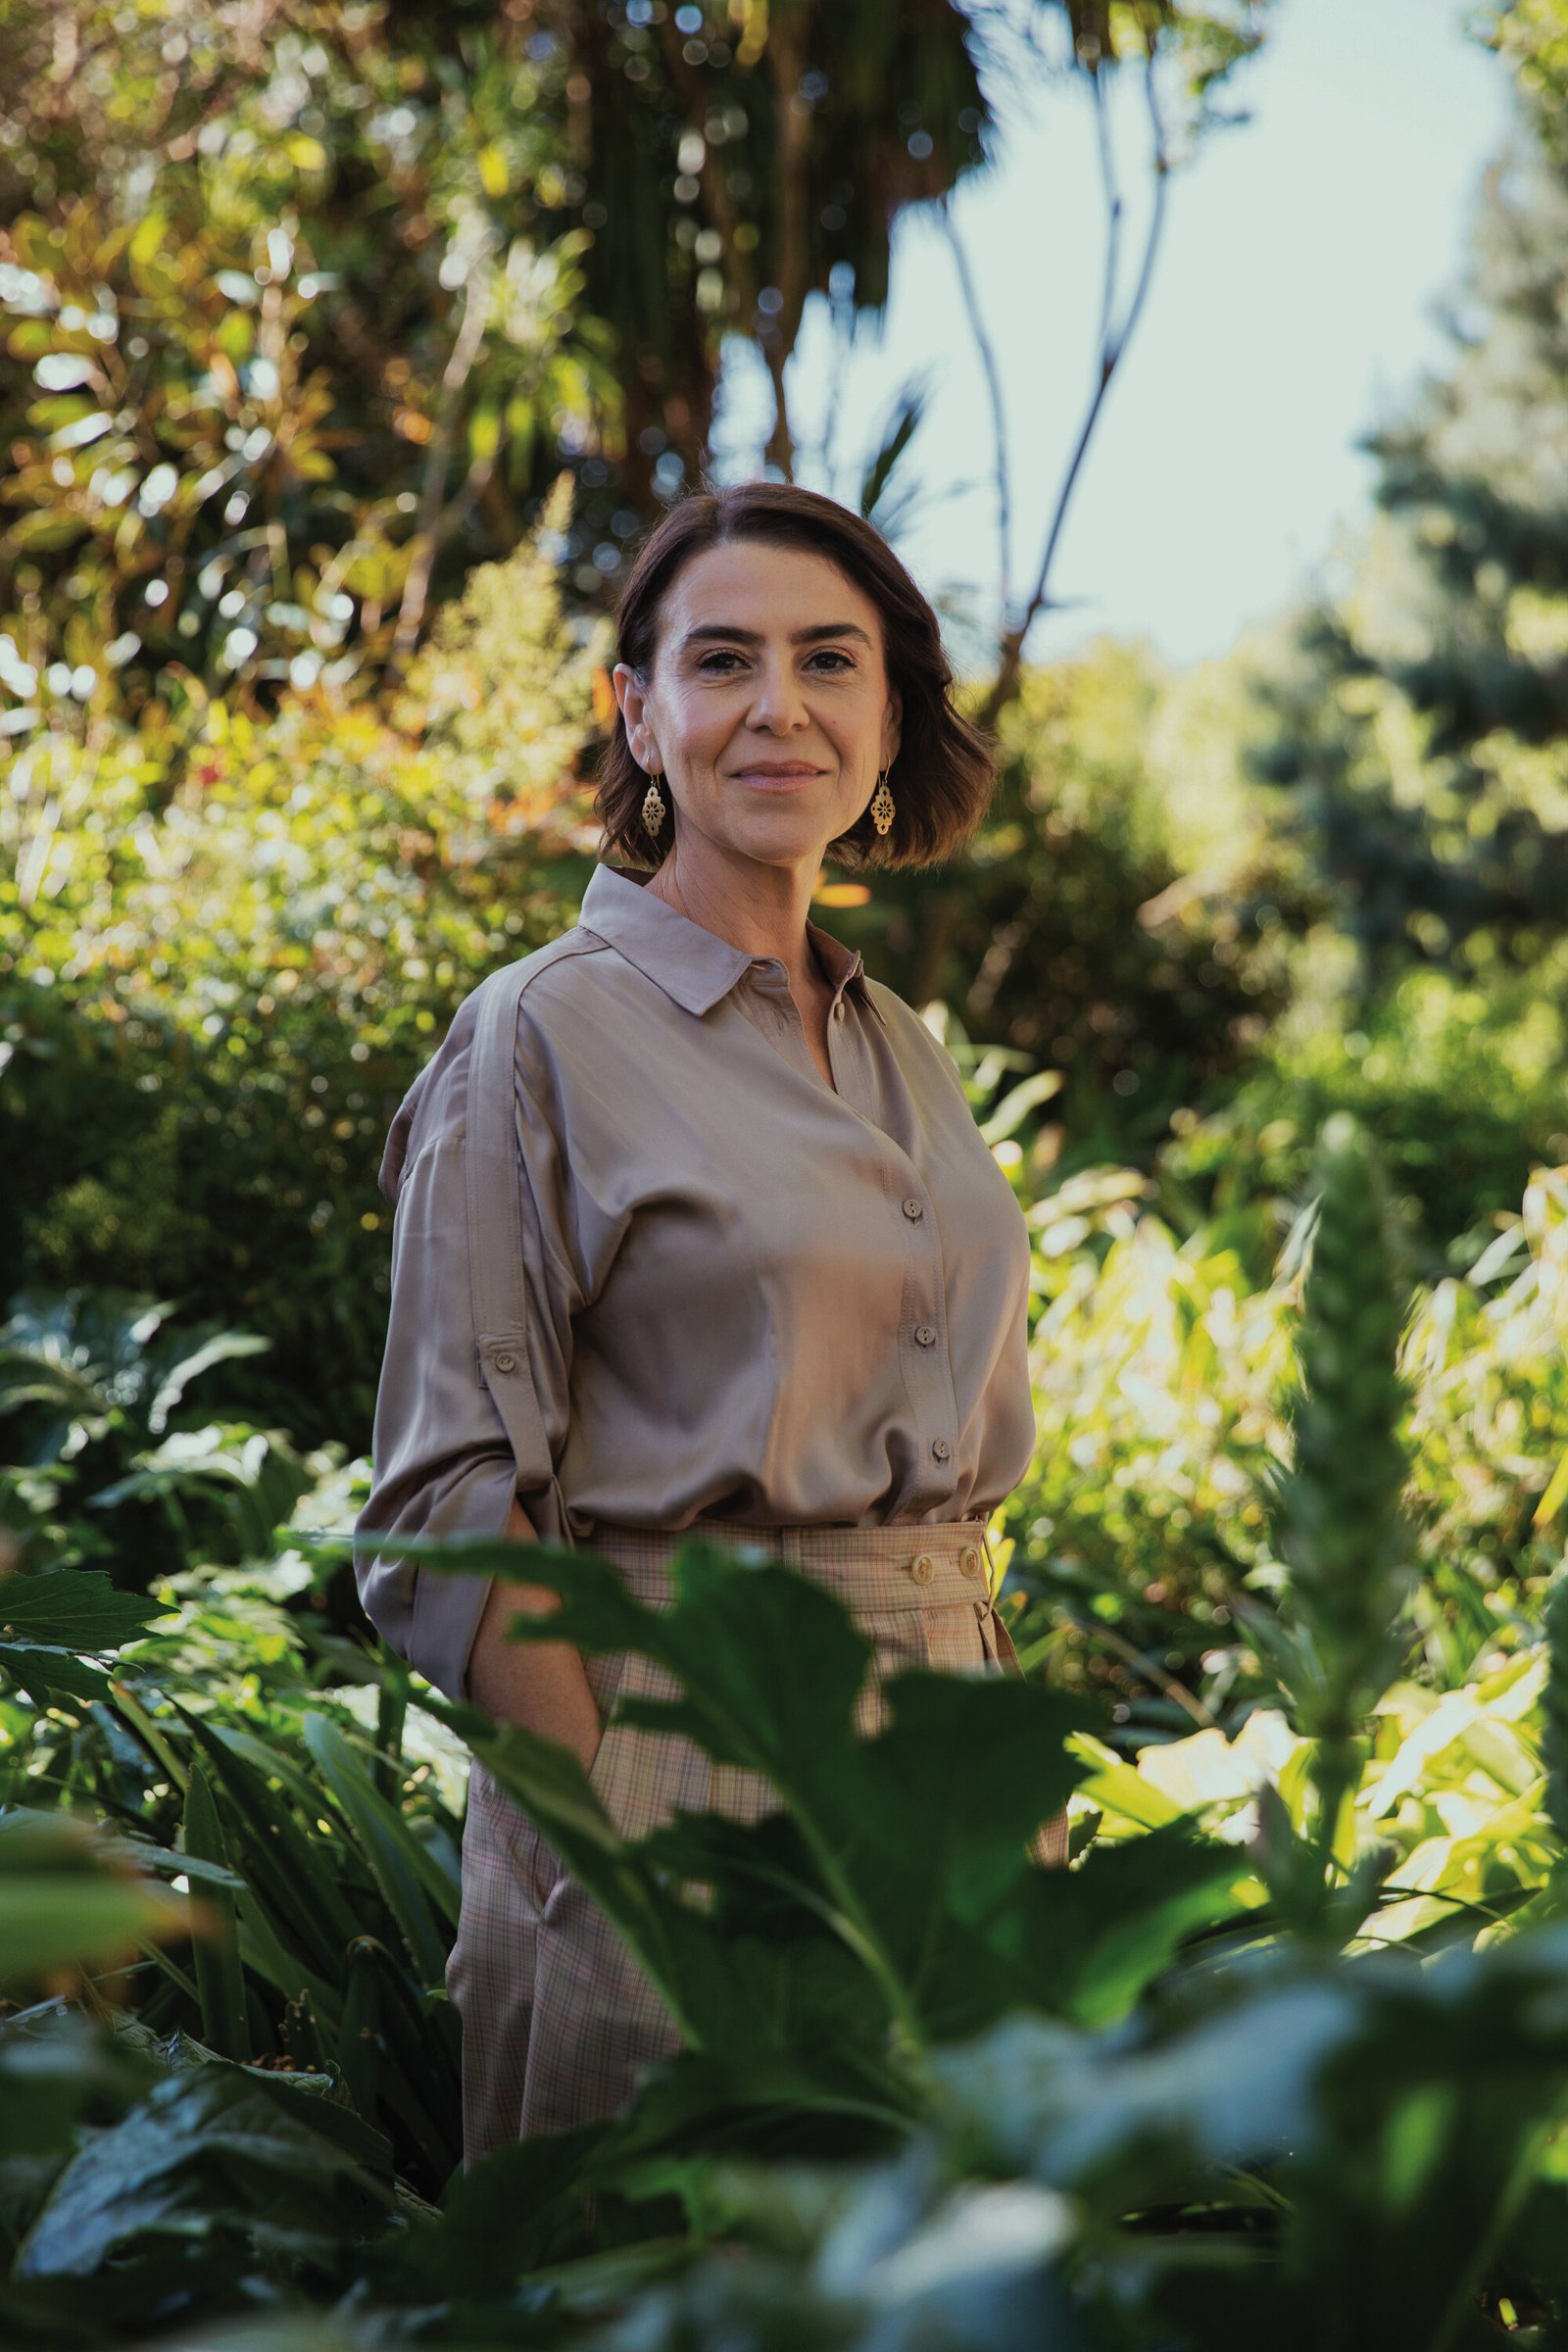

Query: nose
[744,652,811,732]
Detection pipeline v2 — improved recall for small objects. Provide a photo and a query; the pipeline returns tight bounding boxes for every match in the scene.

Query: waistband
[576,1513,1000,1611]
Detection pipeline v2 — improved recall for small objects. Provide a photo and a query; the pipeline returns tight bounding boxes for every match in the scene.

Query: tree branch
[974,43,1171,735]
[760,8,813,479]
[389,246,495,670]
[939,192,1013,616]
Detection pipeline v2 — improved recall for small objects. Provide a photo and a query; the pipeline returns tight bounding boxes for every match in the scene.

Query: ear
[612,662,662,773]
[883,681,903,770]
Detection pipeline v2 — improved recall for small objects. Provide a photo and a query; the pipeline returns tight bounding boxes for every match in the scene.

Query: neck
[643,842,828,997]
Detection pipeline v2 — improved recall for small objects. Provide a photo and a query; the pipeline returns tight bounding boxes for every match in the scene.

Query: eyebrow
[676,621,874,654]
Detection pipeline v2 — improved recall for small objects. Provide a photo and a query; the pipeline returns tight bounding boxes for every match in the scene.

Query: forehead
[658,538,883,643]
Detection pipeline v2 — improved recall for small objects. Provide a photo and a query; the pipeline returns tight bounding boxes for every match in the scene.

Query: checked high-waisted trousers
[447,1513,1070,2165]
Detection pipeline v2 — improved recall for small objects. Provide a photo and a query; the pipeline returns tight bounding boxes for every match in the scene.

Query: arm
[356,974,610,1710]
[465,1494,605,1771]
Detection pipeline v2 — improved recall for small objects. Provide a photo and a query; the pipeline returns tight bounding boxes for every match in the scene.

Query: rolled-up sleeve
[351,982,584,1702]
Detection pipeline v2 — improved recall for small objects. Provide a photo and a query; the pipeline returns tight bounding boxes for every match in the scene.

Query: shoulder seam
[477,927,608,1009]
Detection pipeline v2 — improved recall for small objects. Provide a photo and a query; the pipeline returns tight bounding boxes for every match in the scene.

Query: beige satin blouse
[352,859,1037,1700]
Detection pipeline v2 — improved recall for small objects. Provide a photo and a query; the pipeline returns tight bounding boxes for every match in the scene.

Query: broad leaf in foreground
[332,1529,1253,2143]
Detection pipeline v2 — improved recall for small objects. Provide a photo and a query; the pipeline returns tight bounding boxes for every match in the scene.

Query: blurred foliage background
[0,0,1563,1574]
[4,0,1568,2339]
[0,0,1563,1773]
[0,0,1303,1448]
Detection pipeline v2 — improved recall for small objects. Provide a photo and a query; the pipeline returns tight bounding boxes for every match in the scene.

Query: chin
[723,811,820,848]
[733,844,817,873]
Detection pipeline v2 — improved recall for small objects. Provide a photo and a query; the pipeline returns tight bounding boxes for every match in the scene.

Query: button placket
[744,961,847,1099]
[894,1182,959,1506]
[718,1012,968,1512]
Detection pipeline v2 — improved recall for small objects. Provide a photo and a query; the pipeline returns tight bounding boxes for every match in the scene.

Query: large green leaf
[368,1529,1250,2138]
[391,2127,633,2296]
[15,2057,396,2287]
[0,1571,161,1650]
[0,1642,115,1704]
[931,1921,1568,2348]
[0,2006,157,2166]
[0,1571,167,1710]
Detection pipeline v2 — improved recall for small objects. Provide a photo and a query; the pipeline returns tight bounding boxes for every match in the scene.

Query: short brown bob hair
[594,480,998,873]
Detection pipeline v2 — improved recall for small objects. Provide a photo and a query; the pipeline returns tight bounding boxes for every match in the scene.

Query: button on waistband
[909,1552,936,1584]
[958,1545,983,1578]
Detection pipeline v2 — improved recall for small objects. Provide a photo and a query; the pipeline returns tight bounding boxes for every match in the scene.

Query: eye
[691,644,851,672]
[691,649,859,677]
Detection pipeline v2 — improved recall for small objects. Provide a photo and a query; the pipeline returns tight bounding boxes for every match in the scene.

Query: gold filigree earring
[868,765,895,836]
[642,770,667,838]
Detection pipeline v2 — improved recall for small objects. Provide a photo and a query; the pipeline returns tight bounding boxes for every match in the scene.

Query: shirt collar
[578,861,884,1026]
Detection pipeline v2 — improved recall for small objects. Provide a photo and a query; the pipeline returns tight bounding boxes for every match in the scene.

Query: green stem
[373,1667,408,1803]
[1307,1731,1361,1930]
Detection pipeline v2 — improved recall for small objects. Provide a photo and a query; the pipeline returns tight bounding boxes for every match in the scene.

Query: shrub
[1,518,609,1450]
[1162,926,1568,1273]
[1003,1152,1568,1746]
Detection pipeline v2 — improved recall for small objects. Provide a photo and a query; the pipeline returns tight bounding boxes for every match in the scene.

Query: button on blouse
[353,860,1037,1700]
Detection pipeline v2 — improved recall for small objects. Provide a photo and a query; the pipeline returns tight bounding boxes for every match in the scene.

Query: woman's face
[612,538,903,875]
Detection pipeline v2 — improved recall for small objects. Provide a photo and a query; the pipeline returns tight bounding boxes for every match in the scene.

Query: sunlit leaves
[0,8,620,728]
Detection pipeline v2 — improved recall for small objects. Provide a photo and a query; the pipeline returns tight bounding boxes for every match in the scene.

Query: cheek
[667,695,734,759]
[826,697,883,752]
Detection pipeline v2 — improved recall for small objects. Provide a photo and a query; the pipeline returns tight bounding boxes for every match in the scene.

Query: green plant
[4,1111,1568,2341]
[2,1451,467,2196]
[1234,1114,1420,1939]
[0,1288,306,1592]
[335,1523,1251,2159]
[1161,931,1568,1269]
[0,543,596,1446]
[1002,1146,1568,1751]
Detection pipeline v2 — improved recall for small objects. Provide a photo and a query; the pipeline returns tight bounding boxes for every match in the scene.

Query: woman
[353,480,1066,2168]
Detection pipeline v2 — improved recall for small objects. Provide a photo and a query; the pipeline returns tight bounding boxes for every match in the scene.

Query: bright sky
[712,0,1518,675]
